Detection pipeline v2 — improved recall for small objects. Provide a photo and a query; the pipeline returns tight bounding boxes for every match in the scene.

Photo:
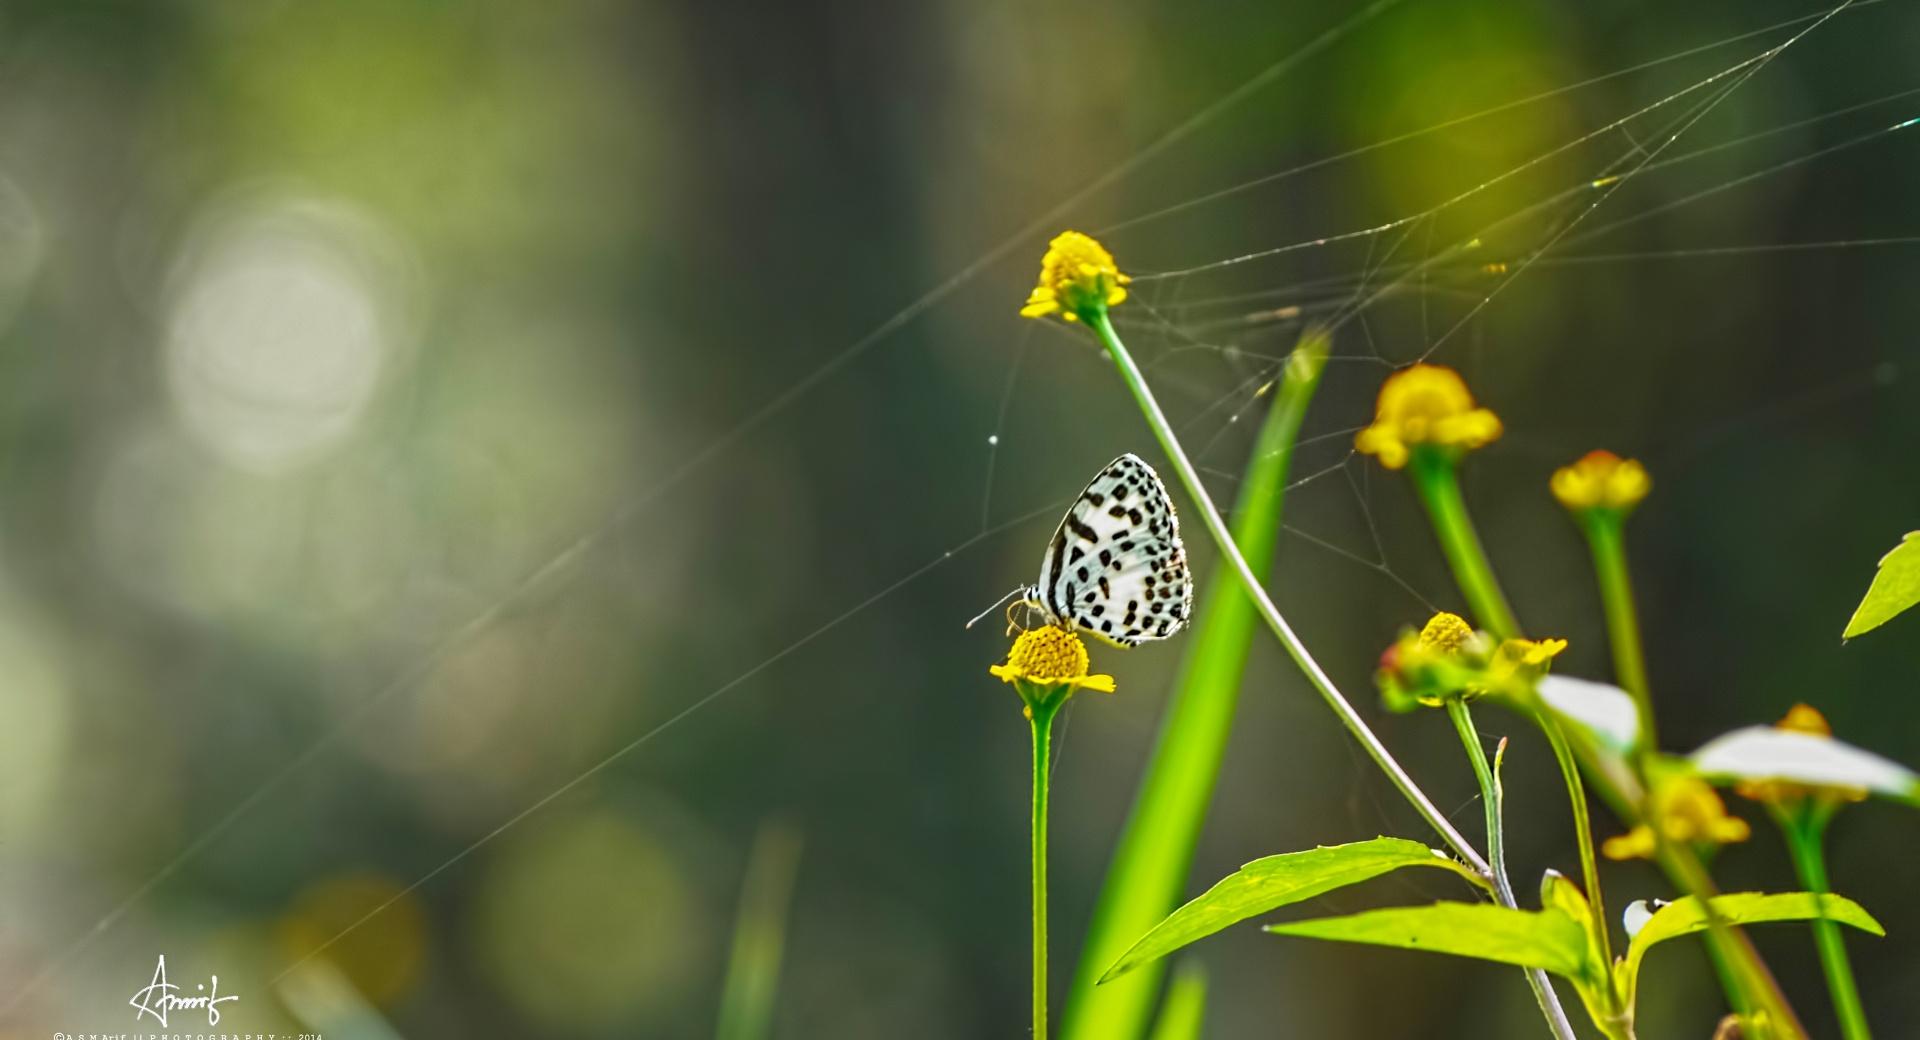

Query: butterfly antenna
[965,587,1025,632]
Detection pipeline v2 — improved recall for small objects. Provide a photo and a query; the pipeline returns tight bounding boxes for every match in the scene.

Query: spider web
[6,0,1915,1031]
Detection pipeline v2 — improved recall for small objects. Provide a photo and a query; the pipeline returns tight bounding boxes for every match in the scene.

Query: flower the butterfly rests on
[1002,453,1195,649]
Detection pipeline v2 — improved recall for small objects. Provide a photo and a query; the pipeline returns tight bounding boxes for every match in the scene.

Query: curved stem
[1086,310,1488,878]
[1539,711,1616,979]
[1448,700,1580,1040]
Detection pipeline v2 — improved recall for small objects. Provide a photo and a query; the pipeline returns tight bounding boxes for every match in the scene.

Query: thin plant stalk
[1084,310,1488,878]
[1447,701,1581,1040]
[1777,804,1871,1040]
[1062,333,1328,1040]
[1577,513,1657,752]
[1410,448,1807,1039]
[1031,689,1065,1040]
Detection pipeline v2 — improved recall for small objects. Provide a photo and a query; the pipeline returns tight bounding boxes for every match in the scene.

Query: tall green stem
[1447,700,1580,1040]
[1084,310,1488,878]
[1031,692,1063,1040]
[1408,448,1519,639]
[1539,711,1615,978]
[1780,806,1871,1040]
[1579,514,1657,752]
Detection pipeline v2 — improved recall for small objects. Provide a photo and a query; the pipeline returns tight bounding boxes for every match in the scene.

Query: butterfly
[976,453,1194,648]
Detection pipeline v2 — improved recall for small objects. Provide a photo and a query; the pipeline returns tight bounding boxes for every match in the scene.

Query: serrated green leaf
[1618,892,1883,1007]
[1843,530,1920,638]
[1263,902,1592,979]
[1099,838,1483,983]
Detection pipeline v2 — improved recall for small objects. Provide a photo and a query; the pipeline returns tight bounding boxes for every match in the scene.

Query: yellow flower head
[1775,702,1833,737]
[990,625,1116,694]
[1418,611,1475,653]
[1734,703,1868,807]
[1603,775,1751,861]
[1550,450,1651,513]
[1354,364,1504,470]
[1021,231,1130,323]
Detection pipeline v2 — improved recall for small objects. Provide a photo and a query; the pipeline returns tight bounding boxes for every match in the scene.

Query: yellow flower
[1550,450,1651,513]
[1603,775,1751,860]
[1733,703,1869,807]
[990,625,1116,695]
[1021,231,1131,322]
[1354,364,1504,470]
[1418,612,1474,653]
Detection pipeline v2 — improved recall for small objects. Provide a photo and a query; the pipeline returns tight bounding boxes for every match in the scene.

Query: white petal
[1691,727,1920,799]
[1537,675,1640,753]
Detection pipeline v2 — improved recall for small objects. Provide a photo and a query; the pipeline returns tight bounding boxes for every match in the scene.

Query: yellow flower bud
[1354,365,1503,470]
[1020,231,1131,323]
[1550,450,1651,513]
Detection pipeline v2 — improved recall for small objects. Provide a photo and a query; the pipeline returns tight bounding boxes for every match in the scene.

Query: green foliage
[1616,893,1883,1011]
[1099,838,1486,984]
[1144,962,1208,1040]
[1263,902,1592,978]
[1062,332,1328,1040]
[1249,887,1880,1038]
[1843,531,1920,639]
[715,820,805,1040]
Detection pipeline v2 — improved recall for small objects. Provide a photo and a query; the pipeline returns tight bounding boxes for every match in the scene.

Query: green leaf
[1263,902,1592,979]
[1063,332,1329,1040]
[1618,892,1883,1007]
[715,819,805,1040]
[1691,727,1920,805]
[1099,838,1485,984]
[1843,530,1920,638]
[1144,961,1207,1040]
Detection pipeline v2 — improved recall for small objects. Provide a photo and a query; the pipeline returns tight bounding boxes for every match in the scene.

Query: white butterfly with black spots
[1020,453,1193,648]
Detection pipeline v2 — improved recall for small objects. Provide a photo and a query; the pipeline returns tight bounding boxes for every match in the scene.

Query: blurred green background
[0,0,1916,1037]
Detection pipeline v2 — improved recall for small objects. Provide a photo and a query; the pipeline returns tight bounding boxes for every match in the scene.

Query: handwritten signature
[128,954,239,1026]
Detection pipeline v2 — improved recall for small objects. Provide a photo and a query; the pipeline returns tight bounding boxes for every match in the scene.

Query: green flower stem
[1408,448,1519,639]
[1084,309,1489,878]
[1538,709,1616,983]
[1027,684,1069,1040]
[1410,448,1808,1039]
[1577,512,1657,752]
[1447,699,1581,1040]
[1062,333,1327,1040]
[1779,804,1871,1040]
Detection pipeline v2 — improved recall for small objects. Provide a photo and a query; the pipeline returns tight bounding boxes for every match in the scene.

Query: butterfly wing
[1035,453,1193,648]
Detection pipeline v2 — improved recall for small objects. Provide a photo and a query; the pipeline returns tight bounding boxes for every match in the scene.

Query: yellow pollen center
[1006,625,1091,683]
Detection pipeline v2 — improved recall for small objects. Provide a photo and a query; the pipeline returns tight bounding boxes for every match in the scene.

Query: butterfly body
[1021,453,1193,648]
